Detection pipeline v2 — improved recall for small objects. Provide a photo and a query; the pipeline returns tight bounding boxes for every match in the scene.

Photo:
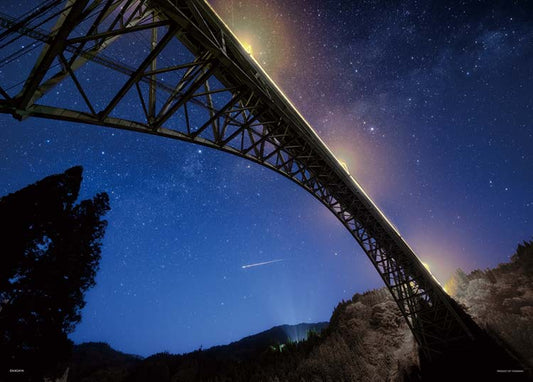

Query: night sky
[0,0,532,357]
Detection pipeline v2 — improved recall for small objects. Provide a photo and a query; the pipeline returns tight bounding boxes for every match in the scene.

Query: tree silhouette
[0,166,110,381]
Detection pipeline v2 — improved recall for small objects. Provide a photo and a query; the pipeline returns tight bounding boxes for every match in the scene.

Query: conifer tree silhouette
[0,166,110,381]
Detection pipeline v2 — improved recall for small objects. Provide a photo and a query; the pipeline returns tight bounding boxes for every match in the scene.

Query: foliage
[0,166,110,381]
[66,237,533,381]
[446,239,533,367]
[68,291,418,382]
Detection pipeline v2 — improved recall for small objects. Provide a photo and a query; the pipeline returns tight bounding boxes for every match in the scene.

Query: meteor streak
[241,259,284,269]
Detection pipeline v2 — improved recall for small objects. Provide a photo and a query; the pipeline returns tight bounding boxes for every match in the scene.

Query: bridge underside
[0,0,476,357]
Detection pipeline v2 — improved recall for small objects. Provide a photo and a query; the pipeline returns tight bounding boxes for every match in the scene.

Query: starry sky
[0,0,532,357]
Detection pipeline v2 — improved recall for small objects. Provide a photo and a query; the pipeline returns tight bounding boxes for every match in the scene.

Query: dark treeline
[67,241,533,382]
[68,289,421,382]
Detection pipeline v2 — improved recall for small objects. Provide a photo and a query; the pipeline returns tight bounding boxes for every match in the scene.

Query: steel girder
[0,0,476,357]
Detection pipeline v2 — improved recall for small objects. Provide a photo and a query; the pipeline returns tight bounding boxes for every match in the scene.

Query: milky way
[0,0,531,356]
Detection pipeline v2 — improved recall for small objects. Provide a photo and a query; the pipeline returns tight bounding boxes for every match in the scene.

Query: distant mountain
[67,342,142,382]
[67,322,327,382]
[67,291,421,382]
[118,290,420,382]
[65,239,533,381]
[202,322,329,361]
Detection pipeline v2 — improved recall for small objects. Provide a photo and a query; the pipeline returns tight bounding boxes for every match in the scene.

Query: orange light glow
[338,159,350,173]
[241,40,253,55]
[208,0,294,81]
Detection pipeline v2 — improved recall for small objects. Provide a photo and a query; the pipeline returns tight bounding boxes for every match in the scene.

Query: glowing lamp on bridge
[421,261,446,289]
[240,40,253,55]
[337,159,350,174]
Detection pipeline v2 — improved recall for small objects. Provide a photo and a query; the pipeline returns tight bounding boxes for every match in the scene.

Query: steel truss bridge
[0,0,478,357]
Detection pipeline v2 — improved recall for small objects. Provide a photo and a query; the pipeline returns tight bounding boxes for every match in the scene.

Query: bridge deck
[0,0,476,356]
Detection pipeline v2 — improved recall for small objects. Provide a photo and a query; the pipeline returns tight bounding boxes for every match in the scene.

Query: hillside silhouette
[68,291,419,381]
[65,240,533,381]
[67,322,328,381]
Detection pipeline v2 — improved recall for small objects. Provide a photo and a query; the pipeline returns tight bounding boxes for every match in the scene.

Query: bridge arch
[0,0,475,356]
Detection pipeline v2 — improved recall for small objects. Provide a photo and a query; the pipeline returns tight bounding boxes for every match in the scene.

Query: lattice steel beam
[0,0,479,358]
[16,0,88,109]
